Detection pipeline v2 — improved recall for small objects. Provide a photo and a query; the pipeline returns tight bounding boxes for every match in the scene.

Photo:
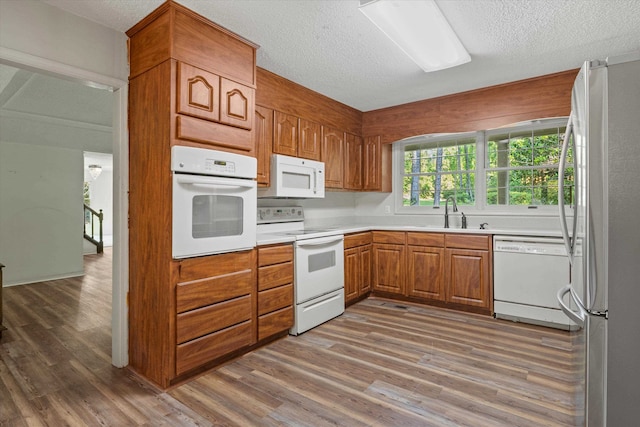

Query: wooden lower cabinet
[372,232,406,295]
[257,244,294,340]
[173,250,257,378]
[407,246,445,301]
[370,231,492,313]
[445,248,491,309]
[344,233,372,305]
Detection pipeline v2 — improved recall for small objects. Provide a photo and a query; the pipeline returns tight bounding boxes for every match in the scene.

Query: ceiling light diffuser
[359,0,470,72]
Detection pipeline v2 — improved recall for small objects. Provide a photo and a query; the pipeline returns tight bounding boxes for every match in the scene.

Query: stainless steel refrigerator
[557,51,640,426]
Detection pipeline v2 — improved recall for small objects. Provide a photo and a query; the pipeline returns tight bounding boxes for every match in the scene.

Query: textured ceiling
[30,0,640,112]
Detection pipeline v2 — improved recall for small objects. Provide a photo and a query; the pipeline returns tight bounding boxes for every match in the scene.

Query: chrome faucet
[444,196,458,228]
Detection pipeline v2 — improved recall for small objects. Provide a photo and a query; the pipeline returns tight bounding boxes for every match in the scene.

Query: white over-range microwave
[258,154,325,198]
[171,146,257,259]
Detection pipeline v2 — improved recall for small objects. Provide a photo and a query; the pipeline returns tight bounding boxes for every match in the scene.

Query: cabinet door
[407,246,445,301]
[345,133,363,190]
[321,126,345,188]
[363,135,380,191]
[372,243,405,295]
[344,247,360,304]
[359,245,372,295]
[298,118,322,161]
[220,78,254,130]
[177,62,220,122]
[273,111,298,157]
[445,249,491,309]
[255,105,273,186]
[363,136,392,192]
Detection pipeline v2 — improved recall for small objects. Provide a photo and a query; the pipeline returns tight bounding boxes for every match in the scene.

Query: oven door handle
[176,176,256,189]
[296,236,343,247]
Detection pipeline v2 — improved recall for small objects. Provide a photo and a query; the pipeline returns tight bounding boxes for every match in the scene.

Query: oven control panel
[257,207,304,223]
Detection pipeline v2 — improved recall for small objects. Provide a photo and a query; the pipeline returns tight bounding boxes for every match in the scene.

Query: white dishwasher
[493,235,577,330]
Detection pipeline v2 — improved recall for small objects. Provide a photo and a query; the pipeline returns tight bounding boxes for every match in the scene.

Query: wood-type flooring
[1,248,585,426]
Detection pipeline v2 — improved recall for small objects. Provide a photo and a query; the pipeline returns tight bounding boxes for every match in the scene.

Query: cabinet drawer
[445,234,491,250]
[176,295,251,344]
[176,320,252,376]
[176,270,253,313]
[258,284,293,316]
[407,232,445,247]
[176,115,253,153]
[258,306,293,341]
[258,262,293,291]
[258,244,293,267]
[177,250,254,282]
[372,231,406,245]
[344,232,372,249]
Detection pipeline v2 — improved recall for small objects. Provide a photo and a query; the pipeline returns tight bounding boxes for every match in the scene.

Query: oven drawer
[176,295,252,344]
[176,320,253,375]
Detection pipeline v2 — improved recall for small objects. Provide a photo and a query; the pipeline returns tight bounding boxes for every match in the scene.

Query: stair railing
[83,204,104,254]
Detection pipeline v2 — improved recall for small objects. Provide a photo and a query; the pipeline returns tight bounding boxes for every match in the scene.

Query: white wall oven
[172,146,257,259]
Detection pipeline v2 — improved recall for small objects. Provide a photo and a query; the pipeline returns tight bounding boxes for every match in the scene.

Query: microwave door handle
[313,170,318,194]
[176,176,255,189]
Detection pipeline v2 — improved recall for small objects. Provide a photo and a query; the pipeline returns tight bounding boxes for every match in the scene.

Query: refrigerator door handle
[558,114,575,263]
[557,284,586,327]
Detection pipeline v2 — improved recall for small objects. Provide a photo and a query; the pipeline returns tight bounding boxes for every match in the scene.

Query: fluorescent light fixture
[359,0,470,72]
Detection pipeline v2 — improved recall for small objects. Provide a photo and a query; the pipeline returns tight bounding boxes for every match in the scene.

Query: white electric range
[257,207,344,335]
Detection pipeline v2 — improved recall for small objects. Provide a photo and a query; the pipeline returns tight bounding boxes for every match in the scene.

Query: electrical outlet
[384,205,391,214]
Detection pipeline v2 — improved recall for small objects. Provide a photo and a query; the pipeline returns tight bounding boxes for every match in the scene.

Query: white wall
[0,0,128,81]
[0,141,84,286]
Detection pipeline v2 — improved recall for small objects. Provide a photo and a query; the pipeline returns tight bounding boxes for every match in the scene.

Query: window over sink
[395,117,573,214]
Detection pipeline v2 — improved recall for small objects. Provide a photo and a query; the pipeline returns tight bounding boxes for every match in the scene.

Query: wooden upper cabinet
[345,133,363,190]
[127,1,257,86]
[220,78,254,130]
[273,111,298,157]
[255,105,273,186]
[298,118,322,161]
[363,136,392,192]
[177,62,220,122]
[322,126,345,188]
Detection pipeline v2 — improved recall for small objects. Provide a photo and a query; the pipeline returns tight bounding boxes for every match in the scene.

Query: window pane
[403,173,475,207]
[485,121,572,207]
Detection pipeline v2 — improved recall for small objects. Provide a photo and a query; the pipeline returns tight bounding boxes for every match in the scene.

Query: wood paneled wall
[256,67,363,135]
[362,69,579,144]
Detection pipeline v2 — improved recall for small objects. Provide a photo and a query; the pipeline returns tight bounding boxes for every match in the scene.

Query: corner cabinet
[126,1,259,389]
[344,232,372,305]
[372,231,406,295]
